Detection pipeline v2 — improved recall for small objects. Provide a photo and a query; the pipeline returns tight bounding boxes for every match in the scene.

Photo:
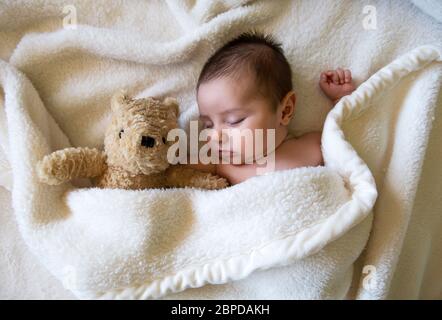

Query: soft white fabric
[0,0,441,299]
[0,52,378,299]
[410,0,442,22]
[0,186,74,299]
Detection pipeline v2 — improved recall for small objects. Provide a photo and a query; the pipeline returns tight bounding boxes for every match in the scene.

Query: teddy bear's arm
[37,147,107,185]
[165,165,229,190]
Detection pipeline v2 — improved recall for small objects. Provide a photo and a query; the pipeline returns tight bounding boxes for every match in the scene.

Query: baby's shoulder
[285,131,322,148]
[277,131,323,168]
[293,131,321,143]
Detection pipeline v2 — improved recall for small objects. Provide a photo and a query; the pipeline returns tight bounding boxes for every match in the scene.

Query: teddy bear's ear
[163,97,179,117]
[111,90,129,113]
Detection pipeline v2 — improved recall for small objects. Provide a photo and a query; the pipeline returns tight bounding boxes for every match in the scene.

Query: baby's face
[197,72,286,164]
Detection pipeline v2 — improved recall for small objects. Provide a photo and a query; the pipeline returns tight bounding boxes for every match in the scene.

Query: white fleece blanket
[0,0,441,300]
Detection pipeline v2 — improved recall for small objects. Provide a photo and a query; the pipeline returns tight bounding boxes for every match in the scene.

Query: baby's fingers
[326,70,339,84]
[320,72,328,83]
[336,68,345,84]
[344,69,352,83]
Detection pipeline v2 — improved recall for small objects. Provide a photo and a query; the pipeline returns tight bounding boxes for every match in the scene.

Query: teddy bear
[36,91,229,190]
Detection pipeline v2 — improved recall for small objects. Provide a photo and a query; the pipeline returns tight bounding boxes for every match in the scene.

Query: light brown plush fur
[37,91,229,190]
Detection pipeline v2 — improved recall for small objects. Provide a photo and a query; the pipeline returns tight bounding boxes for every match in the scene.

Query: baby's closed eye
[226,117,245,126]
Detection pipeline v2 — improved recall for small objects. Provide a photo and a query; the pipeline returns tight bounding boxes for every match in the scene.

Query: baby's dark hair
[197,31,293,110]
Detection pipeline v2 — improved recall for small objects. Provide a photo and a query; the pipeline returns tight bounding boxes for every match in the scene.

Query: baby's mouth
[219,150,240,162]
[219,149,235,156]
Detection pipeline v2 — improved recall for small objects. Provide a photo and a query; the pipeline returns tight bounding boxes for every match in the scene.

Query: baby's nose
[141,135,155,148]
[210,129,228,143]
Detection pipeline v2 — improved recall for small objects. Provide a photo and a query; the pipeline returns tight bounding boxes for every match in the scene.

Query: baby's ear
[111,90,129,113]
[163,97,179,118]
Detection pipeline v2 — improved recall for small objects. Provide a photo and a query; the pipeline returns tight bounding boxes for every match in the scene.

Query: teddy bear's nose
[141,136,156,148]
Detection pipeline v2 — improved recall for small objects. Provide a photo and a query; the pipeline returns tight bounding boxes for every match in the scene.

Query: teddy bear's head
[104,91,179,175]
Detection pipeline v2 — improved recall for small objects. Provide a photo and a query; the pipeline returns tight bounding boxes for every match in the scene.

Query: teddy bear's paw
[205,175,230,190]
[36,155,68,185]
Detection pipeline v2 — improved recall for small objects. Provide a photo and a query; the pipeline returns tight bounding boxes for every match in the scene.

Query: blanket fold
[1,43,440,299]
[1,0,441,300]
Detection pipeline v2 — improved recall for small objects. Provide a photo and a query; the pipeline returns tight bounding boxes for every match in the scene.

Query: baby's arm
[183,155,217,175]
[165,164,228,189]
[319,68,356,104]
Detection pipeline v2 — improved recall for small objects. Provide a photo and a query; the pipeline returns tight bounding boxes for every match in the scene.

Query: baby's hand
[319,68,356,104]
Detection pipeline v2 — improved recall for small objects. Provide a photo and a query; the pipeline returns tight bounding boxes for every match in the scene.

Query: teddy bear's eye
[162,137,166,144]
[119,129,124,139]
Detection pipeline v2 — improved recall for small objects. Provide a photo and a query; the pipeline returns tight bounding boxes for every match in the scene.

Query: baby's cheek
[233,130,257,154]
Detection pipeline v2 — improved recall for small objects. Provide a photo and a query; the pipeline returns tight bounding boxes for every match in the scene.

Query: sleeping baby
[185,32,356,185]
